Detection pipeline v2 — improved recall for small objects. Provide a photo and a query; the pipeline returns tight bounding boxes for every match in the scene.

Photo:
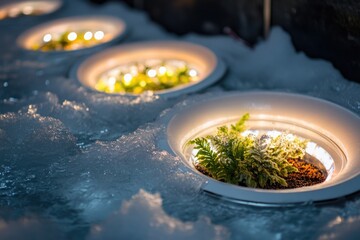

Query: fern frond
[191,138,219,170]
[230,113,250,134]
[188,114,308,189]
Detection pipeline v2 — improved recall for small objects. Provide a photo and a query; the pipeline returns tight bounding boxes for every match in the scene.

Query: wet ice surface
[1,0,360,239]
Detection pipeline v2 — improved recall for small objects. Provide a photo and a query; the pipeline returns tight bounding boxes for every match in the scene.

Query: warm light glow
[159,66,167,75]
[309,144,334,177]
[266,130,281,138]
[43,33,52,43]
[139,81,147,87]
[95,59,199,94]
[147,69,157,78]
[8,8,19,18]
[190,128,334,181]
[327,216,343,228]
[22,6,34,15]
[165,91,360,204]
[94,31,104,40]
[108,76,116,85]
[167,69,174,76]
[67,32,77,41]
[129,65,138,75]
[34,30,108,51]
[189,69,198,77]
[84,31,93,41]
[107,76,116,91]
[0,11,6,20]
[1,0,62,20]
[21,15,127,52]
[123,73,133,85]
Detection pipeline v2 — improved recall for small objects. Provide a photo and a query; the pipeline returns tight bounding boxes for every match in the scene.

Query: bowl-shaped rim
[165,91,360,206]
[69,40,226,99]
[17,14,127,53]
[0,0,63,20]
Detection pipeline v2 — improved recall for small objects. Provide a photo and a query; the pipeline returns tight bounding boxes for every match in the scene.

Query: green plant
[95,60,197,94]
[33,30,104,51]
[188,114,308,188]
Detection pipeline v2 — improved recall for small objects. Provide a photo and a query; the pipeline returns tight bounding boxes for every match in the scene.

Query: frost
[0,111,78,158]
[0,0,360,239]
[87,190,229,240]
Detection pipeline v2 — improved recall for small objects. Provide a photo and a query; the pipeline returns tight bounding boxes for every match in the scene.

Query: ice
[187,28,343,93]
[59,124,206,222]
[187,27,360,116]
[1,80,173,142]
[0,214,63,240]
[0,110,78,210]
[1,0,360,239]
[87,189,229,240]
[0,110,78,158]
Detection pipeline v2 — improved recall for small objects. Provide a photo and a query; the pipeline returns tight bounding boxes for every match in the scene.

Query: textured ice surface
[87,190,228,240]
[1,0,360,239]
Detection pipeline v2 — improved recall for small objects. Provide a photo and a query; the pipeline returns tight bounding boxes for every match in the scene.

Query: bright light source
[83,31,93,41]
[21,15,127,52]
[94,58,201,94]
[123,73,133,85]
[43,33,52,43]
[158,66,167,75]
[108,76,116,85]
[67,32,77,41]
[147,69,157,78]
[94,31,104,40]
[189,69,198,77]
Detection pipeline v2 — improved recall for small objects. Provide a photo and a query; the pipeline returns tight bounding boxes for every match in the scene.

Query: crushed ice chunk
[0,0,360,239]
[87,190,229,240]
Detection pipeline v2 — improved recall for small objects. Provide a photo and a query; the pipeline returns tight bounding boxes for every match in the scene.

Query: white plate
[166,91,360,206]
[0,0,62,20]
[70,41,226,98]
[17,15,127,53]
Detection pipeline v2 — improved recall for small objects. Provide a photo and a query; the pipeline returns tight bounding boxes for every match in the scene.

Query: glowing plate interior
[166,91,360,206]
[70,41,226,98]
[0,0,62,20]
[17,15,127,52]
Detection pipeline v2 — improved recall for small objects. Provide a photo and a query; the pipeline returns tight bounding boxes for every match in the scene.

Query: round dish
[70,41,226,98]
[17,15,127,52]
[166,91,360,206]
[0,0,62,20]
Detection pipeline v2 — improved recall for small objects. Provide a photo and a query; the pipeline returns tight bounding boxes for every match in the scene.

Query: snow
[0,0,360,239]
[87,190,228,240]
[0,214,63,240]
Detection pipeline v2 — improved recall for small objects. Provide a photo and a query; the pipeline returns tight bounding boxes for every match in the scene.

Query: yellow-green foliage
[95,61,194,94]
[33,31,101,51]
[189,114,308,188]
